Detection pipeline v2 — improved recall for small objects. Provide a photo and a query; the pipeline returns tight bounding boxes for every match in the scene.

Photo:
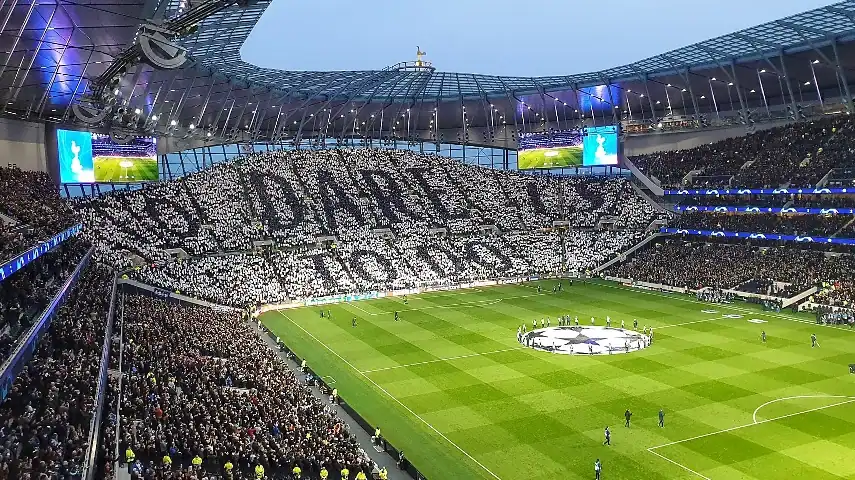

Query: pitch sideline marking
[351,292,547,316]
[360,346,527,374]
[656,317,728,329]
[648,397,855,479]
[752,394,855,424]
[276,311,503,480]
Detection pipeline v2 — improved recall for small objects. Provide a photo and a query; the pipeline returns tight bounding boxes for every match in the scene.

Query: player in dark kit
[658,409,664,427]
[624,409,632,427]
[394,311,399,322]
[352,317,357,328]
[761,330,766,343]
[603,426,610,445]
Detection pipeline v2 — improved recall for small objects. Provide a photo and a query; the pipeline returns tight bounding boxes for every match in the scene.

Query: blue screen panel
[57,129,94,183]
[583,126,619,166]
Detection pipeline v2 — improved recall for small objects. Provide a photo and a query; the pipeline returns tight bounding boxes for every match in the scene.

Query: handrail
[0,223,82,283]
[0,244,93,402]
[82,271,118,480]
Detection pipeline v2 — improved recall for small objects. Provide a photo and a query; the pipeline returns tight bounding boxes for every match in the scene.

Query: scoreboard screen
[518,126,619,169]
[57,129,158,183]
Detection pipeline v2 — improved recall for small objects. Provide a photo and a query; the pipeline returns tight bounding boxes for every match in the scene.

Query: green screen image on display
[517,145,583,169]
[94,156,159,182]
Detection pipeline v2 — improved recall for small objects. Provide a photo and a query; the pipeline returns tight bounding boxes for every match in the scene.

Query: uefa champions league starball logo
[520,326,650,356]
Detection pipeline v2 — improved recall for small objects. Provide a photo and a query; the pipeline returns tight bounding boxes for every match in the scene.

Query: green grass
[260,280,855,480]
[517,146,583,169]
[94,156,158,182]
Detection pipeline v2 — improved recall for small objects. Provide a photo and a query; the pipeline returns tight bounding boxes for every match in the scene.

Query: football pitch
[93,156,158,182]
[260,280,855,480]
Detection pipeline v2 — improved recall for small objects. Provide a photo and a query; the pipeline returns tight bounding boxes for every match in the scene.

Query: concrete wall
[0,118,47,172]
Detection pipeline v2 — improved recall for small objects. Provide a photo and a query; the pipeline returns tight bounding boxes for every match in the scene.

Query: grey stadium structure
[1,0,855,194]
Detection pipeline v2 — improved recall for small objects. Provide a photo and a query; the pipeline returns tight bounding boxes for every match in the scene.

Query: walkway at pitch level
[254,321,411,480]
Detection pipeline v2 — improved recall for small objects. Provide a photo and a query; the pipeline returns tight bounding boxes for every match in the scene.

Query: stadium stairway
[622,155,664,196]
[831,217,855,238]
[629,180,667,213]
[592,232,666,274]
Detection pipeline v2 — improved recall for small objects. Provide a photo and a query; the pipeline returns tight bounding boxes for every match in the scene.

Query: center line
[361,346,527,374]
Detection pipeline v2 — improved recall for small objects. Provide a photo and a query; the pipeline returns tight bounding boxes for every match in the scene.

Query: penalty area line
[647,397,855,480]
[360,346,527,374]
[650,397,855,450]
[646,448,711,480]
[276,311,503,480]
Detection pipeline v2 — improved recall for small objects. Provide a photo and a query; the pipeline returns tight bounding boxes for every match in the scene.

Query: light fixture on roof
[682,88,687,92]
[170,119,177,126]
[750,89,756,93]
[711,77,716,81]
[134,108,141,115]
[639,94,645,98]
[655,100,661,104]
[370,114,375,118]
[759,69,766,73]
[151,115,158,121]
[665,84,671,88]
[728,82,733,86]
[813,59,820,64]
[189,124,194,130]
[113,89,119,95]
[700,95,706,99]
[563,102,567,106]
[206,132,212,137]
[804,81,811,85]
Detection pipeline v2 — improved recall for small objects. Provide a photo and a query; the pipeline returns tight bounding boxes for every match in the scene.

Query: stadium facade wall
[623,118,792,156]
[0,117,47,172]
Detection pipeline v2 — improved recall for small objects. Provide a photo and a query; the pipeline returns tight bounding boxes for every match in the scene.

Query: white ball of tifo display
[519,325,650,356]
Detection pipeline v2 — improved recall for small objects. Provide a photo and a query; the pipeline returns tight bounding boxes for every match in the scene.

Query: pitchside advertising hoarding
[517,125,619,169]
[56,128,158,183]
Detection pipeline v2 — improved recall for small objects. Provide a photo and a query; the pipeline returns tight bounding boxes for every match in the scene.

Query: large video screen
[57,129,158,183]
[583,125,619,166]
[518,126,619,169]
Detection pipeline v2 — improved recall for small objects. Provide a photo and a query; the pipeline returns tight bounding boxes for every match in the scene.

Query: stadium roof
[2,0,855,148]
[180,0,855,100]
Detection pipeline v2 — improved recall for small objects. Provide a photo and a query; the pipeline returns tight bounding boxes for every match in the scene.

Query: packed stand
[73,148,661,268]
[117,295,373,479]
[0,238,89,359]
[608,238,855,293]
[673,212,850,237]
[631,115,855,188]
[0,265,112,480]
[0,166,77,261]
[133,230,644,308]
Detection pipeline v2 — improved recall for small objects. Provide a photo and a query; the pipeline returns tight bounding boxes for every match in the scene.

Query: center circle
[519,326,651,355]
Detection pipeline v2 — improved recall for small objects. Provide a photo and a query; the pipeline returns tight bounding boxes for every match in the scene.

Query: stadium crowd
[673,212,851,237]
[73,149,663,268]
[0,166,77,261]
[631,115,855,188]
[116,295,373,479]
[0,239,90,360]
[609,238,855,297]
[0,265,111,480]
[133,230,644,308]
